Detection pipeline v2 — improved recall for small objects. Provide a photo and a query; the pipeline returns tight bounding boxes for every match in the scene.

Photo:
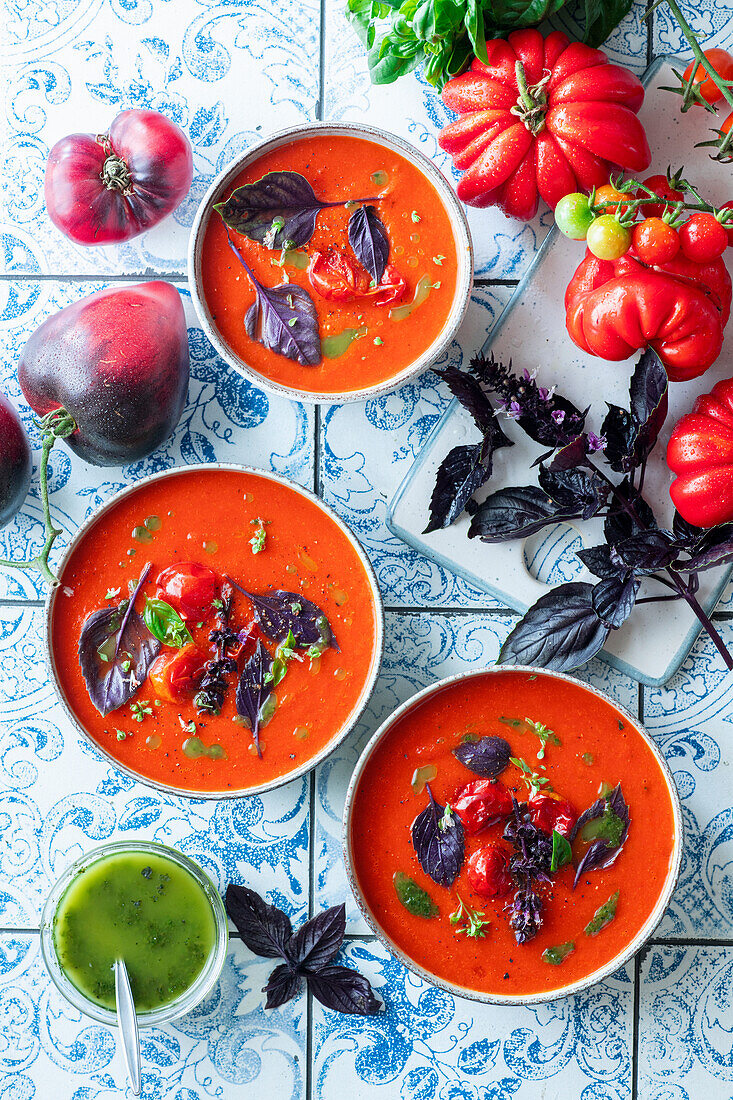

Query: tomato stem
[512,61,547,136]
[0,408,77,589]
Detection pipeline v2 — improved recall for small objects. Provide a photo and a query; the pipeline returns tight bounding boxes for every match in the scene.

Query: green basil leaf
[585,890,619,936]
[393,871,439,918]
[550,829,572,872]
[142,598,193,648]
[542,940,575,965]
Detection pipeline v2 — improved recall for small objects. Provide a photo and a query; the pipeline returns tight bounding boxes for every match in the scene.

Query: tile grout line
[631,950,642,1100]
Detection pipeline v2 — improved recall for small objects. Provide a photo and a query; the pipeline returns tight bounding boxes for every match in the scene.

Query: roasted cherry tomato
[467,844,513,899]
[453,779,513,835]
[638,174,684,219]
[683,48,733,106]
[308,249,370,302]
[148,644,208,703]
[632,217,680,264]
[720,199,733,247]
[594,183,632,218]
[679,212,729,263]
[528,791,577,838]
[586,215,631,260]
[554,192,594,240]
[156,562,219,621]
[371,264,408,306]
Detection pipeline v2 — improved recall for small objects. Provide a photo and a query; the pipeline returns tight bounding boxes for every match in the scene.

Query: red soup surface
[200,134,460,395]
[350,670,677,998]
[52,469,378,794]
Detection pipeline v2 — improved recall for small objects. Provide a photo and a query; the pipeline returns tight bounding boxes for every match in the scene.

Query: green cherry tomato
[586,215,632,260]
[554,193,595,240]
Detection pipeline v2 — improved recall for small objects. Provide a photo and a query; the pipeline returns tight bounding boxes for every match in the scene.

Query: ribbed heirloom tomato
[667,378,733,527]
[438,29,650,219]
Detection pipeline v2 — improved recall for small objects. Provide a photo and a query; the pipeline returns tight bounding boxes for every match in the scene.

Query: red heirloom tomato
[565,251,732,381]
[438,30,650,219]
[45,109,193,246]
[631,218,680,265]
[467,844,513,899]
[679,213,729,263]
[528,791,577,838]
[682,49,733,106]
[18,282,189,466]
[149,644,208,704]
[0,393,31,528]
[453,779,513,834]
[667,378,733,527]
[156,562,219,621]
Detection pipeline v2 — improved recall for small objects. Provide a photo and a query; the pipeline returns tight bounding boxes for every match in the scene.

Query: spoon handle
[115,958,142,1096]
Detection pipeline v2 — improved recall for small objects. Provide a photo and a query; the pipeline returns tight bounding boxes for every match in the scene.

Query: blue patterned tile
[314,939,633,1099]
[638,945,733,1099]
[0,280,314,598]
[652,1,733,57]
[319,285,512,610]
[0,603,310,927]
[1,0,319,275]
[0,933,305,1098]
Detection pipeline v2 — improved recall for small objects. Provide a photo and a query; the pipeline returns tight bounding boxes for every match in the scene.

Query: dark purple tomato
[0,393,31,527]
[18,282,189,466]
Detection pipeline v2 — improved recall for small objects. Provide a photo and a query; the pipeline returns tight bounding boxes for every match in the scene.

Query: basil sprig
[143,597,193,648]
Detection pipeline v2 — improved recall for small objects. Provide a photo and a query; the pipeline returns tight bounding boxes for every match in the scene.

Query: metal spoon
[114,958,141,1096]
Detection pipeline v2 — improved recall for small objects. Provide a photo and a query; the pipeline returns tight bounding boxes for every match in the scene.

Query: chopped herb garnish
[510,756,553,794]
[130,700,153,723]
[105,587,121,600]
[543,941,575,965]
[432,255,446,266]
[501,716,559,759]
[585,891,619,936]
[432,281,441,289]
[411,211,421,223]
[178,716,197,735]
[115,729,129,741]
[449,895,489,938]
[550,829,572,872]
[249,518,269,555]
[393,872,438,918]
[373,337,383,346]
[438,804,455,833]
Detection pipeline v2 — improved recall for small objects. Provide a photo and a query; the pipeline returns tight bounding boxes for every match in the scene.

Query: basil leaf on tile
[78,562,160,716]
[542,941,575,965]
[497,582,609,673]
[225,883,293,959]
[452,735,510,779]
[550,830,572,872]
[307,965,381,1015]
[287,904,346,972]
[142,597,193,648]
[393,871,439,918]
[468,486,580,542]
[262,963,302,1009]
[235,640,275,756]
[411,783,465,888]
[585,890,620,936]
[226,578,337,652]
[348,204,389,283]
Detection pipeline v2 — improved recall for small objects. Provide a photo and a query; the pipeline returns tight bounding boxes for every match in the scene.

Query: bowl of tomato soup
[47,464,383,798]
[344,667,682,1004]
[188,123,472,403]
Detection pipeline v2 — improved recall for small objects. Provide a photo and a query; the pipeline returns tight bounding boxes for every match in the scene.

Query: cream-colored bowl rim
[45,462,385,799]
[187,121,474,405]
[342,664,683,1006]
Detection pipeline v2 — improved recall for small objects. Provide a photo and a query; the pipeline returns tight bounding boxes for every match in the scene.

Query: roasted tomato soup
[350,671,677,998]
[200,134,460,394]
[51,469,378,794]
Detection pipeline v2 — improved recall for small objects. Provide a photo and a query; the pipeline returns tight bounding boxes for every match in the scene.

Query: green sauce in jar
[52,850,218,1012]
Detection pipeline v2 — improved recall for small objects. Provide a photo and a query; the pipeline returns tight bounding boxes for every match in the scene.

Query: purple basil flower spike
[587,432,607,453]
[551,409,566,425]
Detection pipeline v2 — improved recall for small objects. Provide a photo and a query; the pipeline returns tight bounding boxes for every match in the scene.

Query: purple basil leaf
[467,485,580,542]
[629,348,668,465]
[306,965,381,1015]
[425,443,492,533]
[592,573,639,630]
[683,523,733,572]
[227,580,337,651]
[348,204,389,283]
[214,171,339,248]
[435,365,498,435]
[452,735,511,778]
[601,404,639,473]
[577,544,623,580]
[571,783,630,886]
[612,530,678,576]
[604,478,659,545]
[549,435,588,471]
[225,233,320,365]
[411,784,465,887]
[672,511,708,550]
[287,904,346,972]
[262,963,302,1009]
[538,464,609,520]
[225,884,293,960]
[497,582,609,673]
[78,563,160,716]
[235,640,274,756]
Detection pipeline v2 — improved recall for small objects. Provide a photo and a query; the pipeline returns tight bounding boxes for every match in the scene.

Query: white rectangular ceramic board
[389,57,733,687]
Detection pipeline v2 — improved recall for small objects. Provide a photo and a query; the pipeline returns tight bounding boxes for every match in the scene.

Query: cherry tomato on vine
[466,845,513,899]
[148,644,208,703]
[682,48,733,106]
[679,212,729,262]
[586,215,632,260]
[594,183,632,218]
[720,200,733,247]
[528,792,577,839]
[156,562,219,621]
[637,174,684,218]
[554,192,594,240]
[632,217,681,264]
[452,779,513,835]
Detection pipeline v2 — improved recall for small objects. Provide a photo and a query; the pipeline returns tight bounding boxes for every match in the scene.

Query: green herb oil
[321,326,368,359]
